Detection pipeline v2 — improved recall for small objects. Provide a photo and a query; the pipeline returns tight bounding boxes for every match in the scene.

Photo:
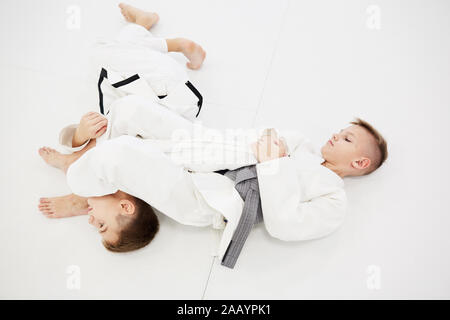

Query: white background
[0,0,449,299]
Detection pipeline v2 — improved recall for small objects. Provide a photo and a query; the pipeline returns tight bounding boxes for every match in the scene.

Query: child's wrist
[72,128,88,147]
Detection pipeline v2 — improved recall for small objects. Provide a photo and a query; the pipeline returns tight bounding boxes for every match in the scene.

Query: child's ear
[120,199,136,216]
[353,157,371,170]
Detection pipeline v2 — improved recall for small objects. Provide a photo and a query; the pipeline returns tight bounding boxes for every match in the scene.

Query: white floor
[1,0,450,299]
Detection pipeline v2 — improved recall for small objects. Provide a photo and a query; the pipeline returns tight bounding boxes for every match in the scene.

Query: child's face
[87,194,126,245]
[320,125,373,171]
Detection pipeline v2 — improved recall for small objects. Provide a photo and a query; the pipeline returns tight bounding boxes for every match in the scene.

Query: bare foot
[182,40,206,70]
[38,194,89,219]
[183,40,206,70]
[119,3,159,30]
[38,147,70,171]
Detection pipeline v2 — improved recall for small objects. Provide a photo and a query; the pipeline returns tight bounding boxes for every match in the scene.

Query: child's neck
[321,160,345,178]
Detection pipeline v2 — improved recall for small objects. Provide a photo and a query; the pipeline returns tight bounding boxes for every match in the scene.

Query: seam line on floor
[252,0,291,126]
[201,256,216,300]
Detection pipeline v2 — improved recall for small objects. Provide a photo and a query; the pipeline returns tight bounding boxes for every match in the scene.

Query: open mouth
[328,140,334,146]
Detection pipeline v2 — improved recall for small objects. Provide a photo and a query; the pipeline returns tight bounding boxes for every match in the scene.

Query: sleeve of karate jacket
[59,124,91,153]
[255,156,347,241]
[65,135,190,209]
[65,136,157,198]
[65,142,119,197]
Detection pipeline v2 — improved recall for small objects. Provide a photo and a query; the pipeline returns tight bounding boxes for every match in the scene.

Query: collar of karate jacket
[290,146,344,188]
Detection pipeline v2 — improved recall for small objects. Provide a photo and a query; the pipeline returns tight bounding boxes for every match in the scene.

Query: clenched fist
[72,112,108,147]
[251,128,288,163]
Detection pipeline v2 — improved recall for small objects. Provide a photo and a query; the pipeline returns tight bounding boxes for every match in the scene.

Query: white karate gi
[60,24,347,261]
[92,23,201,120]
[60,23,203,153]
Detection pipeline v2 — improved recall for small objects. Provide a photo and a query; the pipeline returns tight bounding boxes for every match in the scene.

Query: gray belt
[215,165,263,269]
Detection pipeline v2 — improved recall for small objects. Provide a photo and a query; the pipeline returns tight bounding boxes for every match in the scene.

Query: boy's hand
[72,112,108,147]
[251,128,288,163]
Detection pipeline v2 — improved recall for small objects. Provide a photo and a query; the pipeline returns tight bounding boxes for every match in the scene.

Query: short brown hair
[350,118,388,175]
[103,197,159,252]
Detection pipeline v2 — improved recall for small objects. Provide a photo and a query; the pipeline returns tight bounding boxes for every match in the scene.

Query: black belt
[214,169,229,176]
[97,68,203,117]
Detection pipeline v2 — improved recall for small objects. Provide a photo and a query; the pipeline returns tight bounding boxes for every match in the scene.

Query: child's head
[320,118,388,177]
[87,191,159,252]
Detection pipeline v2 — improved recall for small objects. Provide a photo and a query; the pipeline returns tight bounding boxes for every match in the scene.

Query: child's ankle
[180,39,195,54]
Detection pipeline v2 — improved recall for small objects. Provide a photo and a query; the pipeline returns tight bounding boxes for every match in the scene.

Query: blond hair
[350,118,388,175]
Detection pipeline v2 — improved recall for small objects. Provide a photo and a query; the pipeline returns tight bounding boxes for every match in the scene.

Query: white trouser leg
[58,94,196,153]
[106,95,259,171]
[92,23,187,97]
[108,94,195,140]
[115,23,168,52]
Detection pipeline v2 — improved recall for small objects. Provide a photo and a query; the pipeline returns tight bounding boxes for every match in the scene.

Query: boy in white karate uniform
[37,3,210,252]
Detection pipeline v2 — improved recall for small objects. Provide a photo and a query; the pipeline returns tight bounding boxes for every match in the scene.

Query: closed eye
[345,138,351,142]
[99,223,107,233]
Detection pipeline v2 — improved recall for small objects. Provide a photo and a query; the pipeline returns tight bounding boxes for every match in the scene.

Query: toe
[152,13,160,24]
[40,208,51,214]
[41,206,54,213]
